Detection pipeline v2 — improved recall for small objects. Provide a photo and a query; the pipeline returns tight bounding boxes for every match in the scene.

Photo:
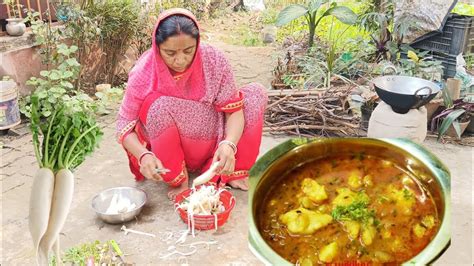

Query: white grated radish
[176,185,226,236]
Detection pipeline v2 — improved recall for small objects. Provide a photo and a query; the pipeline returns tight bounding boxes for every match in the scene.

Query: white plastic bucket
[0,80,21,130]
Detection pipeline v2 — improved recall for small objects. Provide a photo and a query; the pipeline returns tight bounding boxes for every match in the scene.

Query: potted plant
[3,0,26,36]
[431,89,473,140]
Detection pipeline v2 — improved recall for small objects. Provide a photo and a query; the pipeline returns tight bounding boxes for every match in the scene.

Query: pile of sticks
[264,87,362,137]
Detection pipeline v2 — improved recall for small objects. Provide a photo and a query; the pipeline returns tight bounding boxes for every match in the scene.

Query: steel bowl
[248,138,451,265]
[372,75,442,114]
[91,187,147,224]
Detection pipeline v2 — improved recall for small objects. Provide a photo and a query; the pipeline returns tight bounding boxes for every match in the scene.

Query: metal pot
[91,187,147,224]
[248,138,451,265]
[372,75,442,114]
[6,18,26,36]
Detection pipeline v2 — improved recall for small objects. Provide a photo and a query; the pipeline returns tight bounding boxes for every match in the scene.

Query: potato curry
[258,154,439,264]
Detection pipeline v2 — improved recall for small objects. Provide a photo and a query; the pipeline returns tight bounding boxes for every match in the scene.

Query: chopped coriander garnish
[331,200,377,224]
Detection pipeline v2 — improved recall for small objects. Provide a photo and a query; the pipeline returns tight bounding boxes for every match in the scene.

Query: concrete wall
[0,32,45,96]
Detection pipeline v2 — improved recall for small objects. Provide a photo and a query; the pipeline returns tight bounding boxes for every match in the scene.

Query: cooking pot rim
[372,75,442,96]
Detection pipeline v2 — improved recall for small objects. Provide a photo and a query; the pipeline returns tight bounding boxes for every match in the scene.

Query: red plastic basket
[175,186,235,230]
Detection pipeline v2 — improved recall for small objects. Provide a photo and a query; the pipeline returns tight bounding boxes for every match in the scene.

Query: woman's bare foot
[167,181,188,201]
[167,169,190,201]
[227,178,249,191]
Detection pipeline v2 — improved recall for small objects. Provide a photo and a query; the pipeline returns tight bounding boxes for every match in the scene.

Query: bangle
[138,151,154,166]
[218,140,237,155]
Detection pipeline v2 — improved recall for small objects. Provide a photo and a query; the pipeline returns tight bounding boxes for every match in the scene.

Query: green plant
[358,1,418,62]
[20,1,126,123]
[94,85,125,115]
[30,96,102,172]
[282,74,305,89]
[21,44,83,118]
[2,0,23,18]
[24,10,66,68]
[300,19,368,89]
[398,50,444,81]
[431,90,473,140]
[21,35,124,120]
[49,240,124,266]
[316,0,370,47]
[85,0,140,85]
[131,7,156,59]
[275,0,357,47]
[374,49,444,81]
[58,2,101,89]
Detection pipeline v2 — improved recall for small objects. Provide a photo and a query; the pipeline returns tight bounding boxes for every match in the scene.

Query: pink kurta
[116,8,267,186]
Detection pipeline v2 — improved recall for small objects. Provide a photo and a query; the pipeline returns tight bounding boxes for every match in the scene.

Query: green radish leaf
[61,81,74,89]
[276,4,308,26]
[42,110,52,117]
[40,70,50,77]
[36,90,48,99]
[69,46,78,53]
[49,71,61,80]
[30,95,43,167]
[65,58,80,67]
[73,128,81,138]
[57,43,68,50]
[62,71,74,79]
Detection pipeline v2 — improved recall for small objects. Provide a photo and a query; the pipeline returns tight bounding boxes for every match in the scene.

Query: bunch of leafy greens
[49,240,122,266]
[30,95,103,172]
[331,199,377,224]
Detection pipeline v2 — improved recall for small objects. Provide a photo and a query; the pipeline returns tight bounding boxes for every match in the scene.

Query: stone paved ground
[1,22,473,265]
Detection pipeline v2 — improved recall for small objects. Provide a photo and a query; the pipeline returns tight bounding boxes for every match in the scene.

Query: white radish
[192,162,221,187]
[38,168,74,264]
[29,168,55,263]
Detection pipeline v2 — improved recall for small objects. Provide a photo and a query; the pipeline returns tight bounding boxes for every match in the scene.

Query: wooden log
[325,117,359,128]
[264,125,347,132]
[266,95,291,109]
[36,0,42,20]
[267,89,327,97]
[15,0,22,18]
[6,3,11,18]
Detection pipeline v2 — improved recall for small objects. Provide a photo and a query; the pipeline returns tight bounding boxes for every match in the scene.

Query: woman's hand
[140,153,165,181]
[212,144,236,175]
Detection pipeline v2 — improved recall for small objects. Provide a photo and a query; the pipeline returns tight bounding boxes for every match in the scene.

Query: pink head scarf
[132,8,205,104]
